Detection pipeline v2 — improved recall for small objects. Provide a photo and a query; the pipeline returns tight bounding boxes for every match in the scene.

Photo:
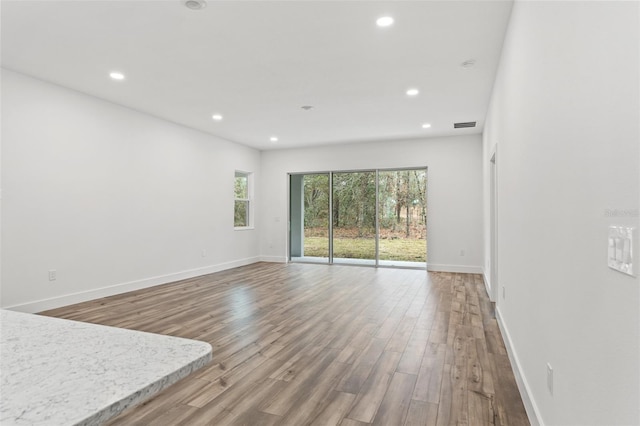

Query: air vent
[454,121,476,129]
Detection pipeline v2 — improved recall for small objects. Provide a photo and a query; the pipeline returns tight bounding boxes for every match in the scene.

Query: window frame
[234,170,253,230]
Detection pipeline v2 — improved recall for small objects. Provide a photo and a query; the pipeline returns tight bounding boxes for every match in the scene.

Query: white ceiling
[1,0,513,150]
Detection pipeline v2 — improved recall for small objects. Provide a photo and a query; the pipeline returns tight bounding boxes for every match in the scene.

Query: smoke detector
[183,0,206,10]
[461,59,476,68]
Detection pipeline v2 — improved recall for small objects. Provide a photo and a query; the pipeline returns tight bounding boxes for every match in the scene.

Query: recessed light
[422,123,432,129]
[183,0,206,10]
[212,114,223,121]
[270,136,278,142]
[406,88,419,96]
[109,72,125,81]
[376,16,394,27]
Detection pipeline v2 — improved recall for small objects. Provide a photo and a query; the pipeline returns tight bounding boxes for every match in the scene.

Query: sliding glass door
[289,168,427,268]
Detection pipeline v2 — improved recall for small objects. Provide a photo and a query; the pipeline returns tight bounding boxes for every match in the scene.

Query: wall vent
[454,121,477,128]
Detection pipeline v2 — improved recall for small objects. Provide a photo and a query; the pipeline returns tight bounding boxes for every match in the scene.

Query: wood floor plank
[345,351,402,423]
[219,409,283,426]
[147,404,198,426]
[185,375,286,424]
[259,349,339,416]
[404,400,439,426]
[435,363,453,426]
[277,359,351,425]
[413,342,446,403]
[186,356,280,409]
[386,315,418,353]
[308,391,357,426]
[371,372,416,426]
[489,352,530,426]
[428,311,450,344]
[335,337,387,394]
[39,263,529,426]
[195,378,287,425]
[397,327,431,375]
[469,389,495,426]
[340,419,369,426]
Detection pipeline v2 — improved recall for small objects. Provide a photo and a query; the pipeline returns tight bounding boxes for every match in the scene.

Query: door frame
[489,148,499,302]
[288,167,428,269]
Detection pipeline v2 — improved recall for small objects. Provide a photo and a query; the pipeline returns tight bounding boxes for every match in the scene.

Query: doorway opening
[289,168,427,269]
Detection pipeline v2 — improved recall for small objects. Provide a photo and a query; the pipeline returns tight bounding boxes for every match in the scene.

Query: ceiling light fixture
[422,123,432,129]
[270,136,278,143]
[376,16,394,27]
[406,88,419,96]
[109,72,125,81]
[183,0,207,10]
[212,114,223,121]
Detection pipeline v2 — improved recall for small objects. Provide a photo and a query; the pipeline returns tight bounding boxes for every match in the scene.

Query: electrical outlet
[546,363,553,395]
[502,286,506,299]
[201,249,207,258]
[460,249,465,256]
[48,270,57,281]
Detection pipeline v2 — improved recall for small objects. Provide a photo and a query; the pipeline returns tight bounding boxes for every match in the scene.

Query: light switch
[608,226,634,276]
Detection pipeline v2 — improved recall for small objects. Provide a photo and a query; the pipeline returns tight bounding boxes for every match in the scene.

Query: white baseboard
[495,306,544,426]
[482,268,495,302]
[259,255,288,263]
[426,264,483,274]
[4,257,261,314]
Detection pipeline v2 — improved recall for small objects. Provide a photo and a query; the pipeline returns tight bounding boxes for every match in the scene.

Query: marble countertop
[0,309,212,426]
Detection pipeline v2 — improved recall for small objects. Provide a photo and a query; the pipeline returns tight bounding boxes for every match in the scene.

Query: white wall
[259,135,483,272]
[1,70,261,312]
[483,1,639,425]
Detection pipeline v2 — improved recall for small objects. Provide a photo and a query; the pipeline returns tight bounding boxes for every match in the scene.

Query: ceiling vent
[454,121,476,129]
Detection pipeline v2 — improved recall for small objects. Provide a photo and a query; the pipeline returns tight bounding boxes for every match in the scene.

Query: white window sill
[234,226,255,231]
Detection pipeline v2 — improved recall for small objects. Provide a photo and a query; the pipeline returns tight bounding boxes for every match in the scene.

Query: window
[234,171,252,228]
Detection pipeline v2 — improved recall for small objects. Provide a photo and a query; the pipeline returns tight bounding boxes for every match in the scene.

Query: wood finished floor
[41,263,530,426]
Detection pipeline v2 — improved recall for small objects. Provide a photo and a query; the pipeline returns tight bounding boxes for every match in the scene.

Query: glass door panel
[332,171,376,266]
[290,173,330,263]
[378,169,427,267]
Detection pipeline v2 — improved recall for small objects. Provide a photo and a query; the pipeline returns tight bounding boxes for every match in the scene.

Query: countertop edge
[76,343,212,426]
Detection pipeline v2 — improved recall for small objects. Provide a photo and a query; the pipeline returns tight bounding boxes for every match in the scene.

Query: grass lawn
[303,237,426,262]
